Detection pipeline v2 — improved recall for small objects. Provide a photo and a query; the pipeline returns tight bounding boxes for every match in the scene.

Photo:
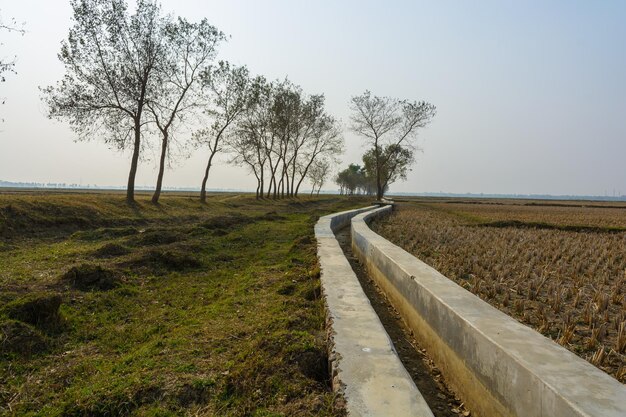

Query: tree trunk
[375,143,383,201]
[152,132,168,204]
[290,157,297,198]
[200,150,216,204]
[126,118,142,204]
[272,175,277,199]
[260,167,265,200]
[266,172,274,199]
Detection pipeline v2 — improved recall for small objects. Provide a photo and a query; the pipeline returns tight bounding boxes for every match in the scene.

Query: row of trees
[41,0,341,203]
[43,0,216,203]
[40,0,435,203]
[227,79,342,200]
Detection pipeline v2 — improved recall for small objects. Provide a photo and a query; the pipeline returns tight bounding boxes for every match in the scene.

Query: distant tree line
[41,0,435,203]
[336,144,416,196]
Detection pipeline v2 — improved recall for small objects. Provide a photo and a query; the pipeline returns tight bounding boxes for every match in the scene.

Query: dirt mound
[127,249,202,273]
[290,235,314,253]
[92,242,131,258]
[131,229,184,246]
[61,264,121,290]
[258,211,286,221]
[0,319,48,355]
[72,226,139,241]
[0,202,93,237]
[3,293,62,328]
[199,214,253,230]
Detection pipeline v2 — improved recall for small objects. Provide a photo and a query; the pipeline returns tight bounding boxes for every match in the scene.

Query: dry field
[371,199,626,382]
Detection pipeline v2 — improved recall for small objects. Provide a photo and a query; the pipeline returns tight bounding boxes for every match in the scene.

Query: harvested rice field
[371,198,626,382]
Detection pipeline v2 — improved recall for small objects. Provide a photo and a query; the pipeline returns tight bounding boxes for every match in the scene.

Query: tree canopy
[350,90,435,199]
[42,0,166,202]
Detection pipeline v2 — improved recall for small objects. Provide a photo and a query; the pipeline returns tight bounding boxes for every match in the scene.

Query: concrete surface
[351,205,626,417]
[315,206,434,417]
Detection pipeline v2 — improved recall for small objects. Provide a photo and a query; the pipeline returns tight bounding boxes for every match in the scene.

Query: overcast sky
[1,1,625,195]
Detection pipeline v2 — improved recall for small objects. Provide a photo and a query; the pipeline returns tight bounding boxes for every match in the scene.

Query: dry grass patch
[0,191,367,415]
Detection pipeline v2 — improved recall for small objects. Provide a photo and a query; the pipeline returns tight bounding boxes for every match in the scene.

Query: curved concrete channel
[316,204,626,417]
[335,227,465,417]
[315,206,434,417]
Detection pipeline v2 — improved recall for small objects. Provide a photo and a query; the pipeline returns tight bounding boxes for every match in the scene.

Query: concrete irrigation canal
[315,204,626,417]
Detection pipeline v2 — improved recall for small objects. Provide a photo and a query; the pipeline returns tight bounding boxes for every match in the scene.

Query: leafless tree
[42,0,165,203]
[232,76,278,199]
[350,90,436,200]
[193,62,252,203]
[148,18,225,204]
[228,77,343,199]
[0,10,25,83]
[307,158,331,196]
[1,10,26,113]
[266,82,342,198]
[292,111,342,196]
[228,130,267,199]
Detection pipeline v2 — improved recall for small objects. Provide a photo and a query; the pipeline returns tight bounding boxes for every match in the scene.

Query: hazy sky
[1,1,625,195]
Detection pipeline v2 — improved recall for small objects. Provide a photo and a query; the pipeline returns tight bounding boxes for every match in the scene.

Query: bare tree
[266,82,342,198]
[194,62,251,203]
[232,76,278,199]
[1,10,26,113]
[148,18,225,204]
[228,131,267,199]
[307,158,331,196]
[350,90,436,200]
[228,77,343,199]
[293,111,343,196]
[41,0,165,203]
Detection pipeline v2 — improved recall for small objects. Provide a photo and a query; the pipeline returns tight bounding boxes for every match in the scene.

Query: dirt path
[335,226,471,417]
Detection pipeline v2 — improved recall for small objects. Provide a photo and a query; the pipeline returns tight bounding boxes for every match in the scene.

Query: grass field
[0,191,367,416]
[372,198,626,383]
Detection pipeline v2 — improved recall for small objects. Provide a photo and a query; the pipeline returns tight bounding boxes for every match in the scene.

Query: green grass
[0,191,368,416]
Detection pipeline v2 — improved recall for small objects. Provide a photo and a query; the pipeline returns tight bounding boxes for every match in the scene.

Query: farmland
[371,199,626,383]
[0,191,367,416]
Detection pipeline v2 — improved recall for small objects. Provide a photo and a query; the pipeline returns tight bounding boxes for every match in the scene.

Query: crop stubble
[372,200,626,382]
